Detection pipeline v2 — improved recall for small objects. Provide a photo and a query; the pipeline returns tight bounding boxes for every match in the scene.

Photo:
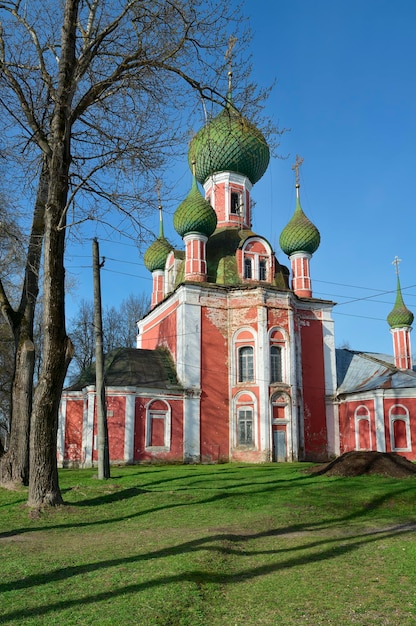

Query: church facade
[59,94,416,466]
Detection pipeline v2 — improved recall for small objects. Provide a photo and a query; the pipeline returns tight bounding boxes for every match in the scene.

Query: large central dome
[188,105,270,185]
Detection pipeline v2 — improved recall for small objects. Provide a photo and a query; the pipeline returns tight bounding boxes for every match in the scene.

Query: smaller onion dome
[387,275,414,329]
[173,173,217,238]
[279,185,320,256]
[144,207,173,272]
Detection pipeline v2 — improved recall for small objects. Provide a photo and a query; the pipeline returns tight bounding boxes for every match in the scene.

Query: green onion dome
[144,236,173,272]
[188,105,270,185]
[279,191,320,256]
[173,175,217,238]
[387,276,414,328]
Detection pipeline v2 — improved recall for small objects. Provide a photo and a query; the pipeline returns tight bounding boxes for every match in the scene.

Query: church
[58,88,416,466]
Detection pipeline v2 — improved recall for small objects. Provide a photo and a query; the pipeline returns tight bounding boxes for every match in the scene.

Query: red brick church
[59,92,416,466]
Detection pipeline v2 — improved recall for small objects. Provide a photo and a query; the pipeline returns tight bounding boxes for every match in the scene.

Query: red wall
[300,317,328,461]
[64,399,83,463]
[140,302,178,358]
[133,397,184,462]
[200,307,229,462]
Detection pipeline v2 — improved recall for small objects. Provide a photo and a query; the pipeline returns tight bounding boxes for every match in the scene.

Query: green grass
[1,463,415,625]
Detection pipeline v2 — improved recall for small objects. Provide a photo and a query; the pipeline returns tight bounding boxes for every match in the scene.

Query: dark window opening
[244,258,252,279]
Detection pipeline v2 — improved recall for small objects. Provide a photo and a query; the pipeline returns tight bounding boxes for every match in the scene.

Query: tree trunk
[0,161,48,488]
[28,0,79,507]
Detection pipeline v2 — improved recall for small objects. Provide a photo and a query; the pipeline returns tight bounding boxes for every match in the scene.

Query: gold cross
[292,154,304,186]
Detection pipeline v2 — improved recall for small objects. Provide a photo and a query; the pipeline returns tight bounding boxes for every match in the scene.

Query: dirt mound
[313,451,416,478]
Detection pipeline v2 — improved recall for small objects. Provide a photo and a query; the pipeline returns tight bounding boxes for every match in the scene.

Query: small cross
[292,154,304,186]
[225,35,237,66]
[155,179,162,208]
[392,256,402,275]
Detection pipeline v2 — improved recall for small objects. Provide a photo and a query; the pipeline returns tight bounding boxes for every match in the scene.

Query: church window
[238,408,253,445]
[354,405,371,451]
[145,400,171,450]
[238,346,254,382]
[389,405,411,451]
[244,258,252,279]
[269,330,286,384]
[259,259,267,280]
[231,191,242,214]
[270,346,283,383]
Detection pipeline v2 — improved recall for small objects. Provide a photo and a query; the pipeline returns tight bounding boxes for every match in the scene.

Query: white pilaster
[288,305,300,460]
[177,288,202,461]
[322,309,338,456]
[124,392,136,463]
[57,398,67,466]
[374,391,386,452]
[257,300,269,457]
[83,386,95,467]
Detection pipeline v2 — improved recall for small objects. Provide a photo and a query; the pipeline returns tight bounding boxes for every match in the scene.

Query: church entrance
[272,428,287,462]
[271,392,290,462]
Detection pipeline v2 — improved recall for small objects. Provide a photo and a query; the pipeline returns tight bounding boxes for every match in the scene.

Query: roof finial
[392,255,402,276]
[155,179,164,239]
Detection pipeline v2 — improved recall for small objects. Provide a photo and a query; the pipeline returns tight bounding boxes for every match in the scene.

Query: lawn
[1,463,415,625]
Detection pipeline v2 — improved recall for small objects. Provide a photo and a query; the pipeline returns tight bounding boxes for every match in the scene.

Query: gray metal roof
[336,348,416,395]
[66,347,182,392]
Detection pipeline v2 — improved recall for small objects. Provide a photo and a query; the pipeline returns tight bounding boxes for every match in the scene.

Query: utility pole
[92,238,110,479]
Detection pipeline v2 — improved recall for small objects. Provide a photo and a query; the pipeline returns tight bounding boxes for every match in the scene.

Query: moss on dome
[188,105,270,185]
[144,236,173,272]
[279,196,320,257]
[174,177,217,238]
[387,277,414,328]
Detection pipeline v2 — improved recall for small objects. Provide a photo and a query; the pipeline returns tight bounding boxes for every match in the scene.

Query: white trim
[183,396,201,462]
[57,398,67,464]
[82,387,95,467]
[374,392,386,452]
[322,314,338,456]
[389,404,412,452]
[354,405,372,450]
[145,399,171,451]
[124,392,135,463]
[233,390,258,450]
[257,303,269,454]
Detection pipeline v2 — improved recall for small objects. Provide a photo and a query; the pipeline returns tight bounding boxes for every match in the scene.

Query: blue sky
[66,0,416,356]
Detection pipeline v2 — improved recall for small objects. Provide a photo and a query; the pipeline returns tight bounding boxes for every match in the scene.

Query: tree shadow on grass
[0,473,414,541]
[0,519,415,623]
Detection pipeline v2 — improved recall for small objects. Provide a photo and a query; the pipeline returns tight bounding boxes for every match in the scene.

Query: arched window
[354,405,371,451]
[145,399,171,450]
[244,258,252,279]
[238,346,254,382]
[389,405,411,451]
[241,238,272,283]
[269,329,286,384]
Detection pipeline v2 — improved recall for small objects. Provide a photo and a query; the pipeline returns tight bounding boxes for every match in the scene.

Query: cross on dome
[392,255,402,275]
[292,154,304,188]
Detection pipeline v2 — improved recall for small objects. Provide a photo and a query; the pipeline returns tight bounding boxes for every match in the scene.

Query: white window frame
[354,405,372,451]
[145,400,171,451]
[389,404,411,452]
[233,391,258,449]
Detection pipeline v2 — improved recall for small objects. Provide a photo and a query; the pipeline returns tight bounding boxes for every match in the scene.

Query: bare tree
[68,292,150,382]
[0,172,41,486]
[0,0,273,506]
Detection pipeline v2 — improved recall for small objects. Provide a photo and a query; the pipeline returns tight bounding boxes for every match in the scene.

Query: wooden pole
[92,238,110,479]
